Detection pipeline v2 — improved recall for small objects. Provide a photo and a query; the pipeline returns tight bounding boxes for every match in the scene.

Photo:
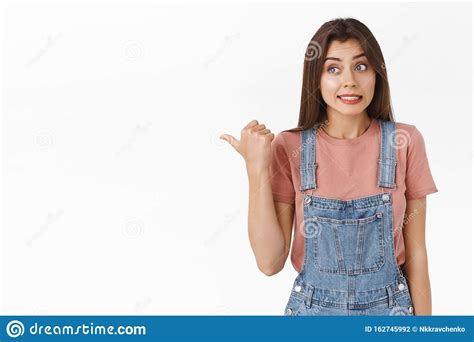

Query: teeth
[339,96,361,100]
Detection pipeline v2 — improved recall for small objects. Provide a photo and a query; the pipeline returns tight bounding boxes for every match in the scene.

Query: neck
[322,112,372,139]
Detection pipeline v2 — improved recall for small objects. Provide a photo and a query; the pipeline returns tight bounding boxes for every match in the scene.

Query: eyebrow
[324,53,366,62]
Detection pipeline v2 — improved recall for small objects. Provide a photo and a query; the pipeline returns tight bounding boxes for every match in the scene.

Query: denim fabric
[284,120,414,316]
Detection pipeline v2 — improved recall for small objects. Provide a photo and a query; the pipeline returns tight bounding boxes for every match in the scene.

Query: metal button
[304,196,311,204]
[408,306,413,314]
[294,285,302,292]
[286,308,293,315]
[398,283,405,291]
[382,194,390,202]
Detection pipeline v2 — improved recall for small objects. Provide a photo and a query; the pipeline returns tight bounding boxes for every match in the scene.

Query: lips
[337,95,362,100]
[337,95,363,105]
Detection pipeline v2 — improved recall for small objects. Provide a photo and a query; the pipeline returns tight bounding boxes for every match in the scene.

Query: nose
[341,69,357,88]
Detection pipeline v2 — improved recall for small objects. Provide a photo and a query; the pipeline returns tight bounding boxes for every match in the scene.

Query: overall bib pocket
[311,212,385,275]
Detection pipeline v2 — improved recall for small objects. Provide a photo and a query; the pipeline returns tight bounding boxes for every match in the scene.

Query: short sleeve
[404,126,438,200]
[270,132,296,205]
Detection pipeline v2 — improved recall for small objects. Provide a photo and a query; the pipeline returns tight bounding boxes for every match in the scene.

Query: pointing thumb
[219,134,240,150]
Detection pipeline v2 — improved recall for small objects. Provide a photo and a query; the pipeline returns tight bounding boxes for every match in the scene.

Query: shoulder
[393,121,428,156]
[394,121,428,138]
[272,130,301,164]
[273,130,300,150]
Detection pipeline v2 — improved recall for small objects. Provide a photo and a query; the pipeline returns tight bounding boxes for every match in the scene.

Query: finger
[219,134,240,150]
[251,124,266,132]
[266,133,275,141]
[257,128,271,135]
[244,120,259,129]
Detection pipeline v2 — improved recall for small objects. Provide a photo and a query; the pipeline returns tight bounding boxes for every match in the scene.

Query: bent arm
[247,167,294,276]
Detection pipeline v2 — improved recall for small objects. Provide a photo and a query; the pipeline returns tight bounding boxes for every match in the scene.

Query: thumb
[219,134,240,151]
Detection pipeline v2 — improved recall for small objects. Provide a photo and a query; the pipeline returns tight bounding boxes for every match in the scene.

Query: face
[320,38,376,117]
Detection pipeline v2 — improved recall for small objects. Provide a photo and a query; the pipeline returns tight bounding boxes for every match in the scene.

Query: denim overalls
[284,119,415,316]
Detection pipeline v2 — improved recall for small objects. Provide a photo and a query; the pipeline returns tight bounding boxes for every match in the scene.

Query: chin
[335,107,366,116]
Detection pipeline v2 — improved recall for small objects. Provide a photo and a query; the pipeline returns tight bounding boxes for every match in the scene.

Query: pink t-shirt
[270,119,438,272]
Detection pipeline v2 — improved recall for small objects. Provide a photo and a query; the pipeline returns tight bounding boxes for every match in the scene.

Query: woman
[220,17,438,316]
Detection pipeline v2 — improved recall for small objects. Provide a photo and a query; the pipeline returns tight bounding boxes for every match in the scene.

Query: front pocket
[311,212,385,275]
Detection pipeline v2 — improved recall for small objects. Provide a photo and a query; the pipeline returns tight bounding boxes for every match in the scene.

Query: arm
[248,167,294,276]
[220,120,295,276]
[401,196,432,315]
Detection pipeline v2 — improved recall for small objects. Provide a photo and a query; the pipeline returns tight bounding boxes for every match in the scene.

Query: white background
[0,1,472,315]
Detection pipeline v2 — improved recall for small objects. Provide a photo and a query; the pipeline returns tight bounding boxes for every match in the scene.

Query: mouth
[337,95,363,105]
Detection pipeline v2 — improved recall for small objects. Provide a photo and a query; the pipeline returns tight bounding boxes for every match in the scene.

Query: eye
[356,63,368,71]
[327,63,368,74]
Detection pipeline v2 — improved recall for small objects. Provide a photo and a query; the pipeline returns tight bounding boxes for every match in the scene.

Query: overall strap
[299,127,317,191]
[378,120,397,189]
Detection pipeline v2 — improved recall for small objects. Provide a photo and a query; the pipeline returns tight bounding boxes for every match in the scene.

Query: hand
[220,119,275,173]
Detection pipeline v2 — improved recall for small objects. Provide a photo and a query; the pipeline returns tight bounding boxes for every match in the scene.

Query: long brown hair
[284,17,395,133]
